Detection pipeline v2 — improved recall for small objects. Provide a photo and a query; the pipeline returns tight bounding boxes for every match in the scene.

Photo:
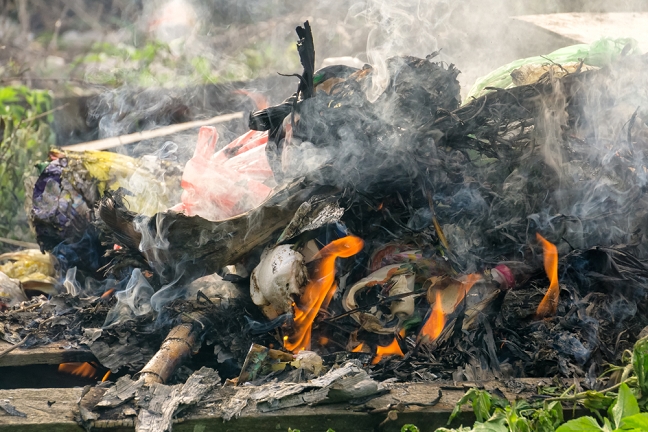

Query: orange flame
[102,370,112,382]
[285,236,364,353]
[351,343,365,353]
[101,288,116,299]
[419,274,481,342]
[371,338,404,364]
[58,362,96,378]
[421,290,445,341]
[535,233,560,318]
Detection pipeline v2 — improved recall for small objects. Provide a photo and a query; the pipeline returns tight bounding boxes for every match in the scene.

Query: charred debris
[3,20,648,425]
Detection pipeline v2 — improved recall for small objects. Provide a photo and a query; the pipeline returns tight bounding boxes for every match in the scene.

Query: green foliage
[70,39,299,87]
[632,337,648,397]
[440,337,648,432]
[0,86,55,244]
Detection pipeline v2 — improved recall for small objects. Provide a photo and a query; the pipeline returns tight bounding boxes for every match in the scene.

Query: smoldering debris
[2,18,648,429]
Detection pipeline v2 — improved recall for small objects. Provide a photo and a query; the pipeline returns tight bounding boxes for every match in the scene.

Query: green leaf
[473,411,508,432]
[548,401,564,426]
[533,401,564,432]
[449,388,480,425]
[619,413,648,430]
[582,391,615,412]
[633,337,648,396]
[555,416,603,432]
[602,417,614,432]
[401,426,420,432]
[610,383,640,428]
[473,390,492,423]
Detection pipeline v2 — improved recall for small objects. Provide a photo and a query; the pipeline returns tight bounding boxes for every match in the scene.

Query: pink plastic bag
[171,126,275,220]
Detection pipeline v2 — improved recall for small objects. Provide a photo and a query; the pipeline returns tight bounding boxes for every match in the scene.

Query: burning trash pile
[2,20,648,428]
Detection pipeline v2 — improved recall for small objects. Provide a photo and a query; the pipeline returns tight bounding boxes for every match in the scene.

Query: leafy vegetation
[0,86,55,245]
[285,338,648,432]
[70,39,298,87]
[437,337,648,432]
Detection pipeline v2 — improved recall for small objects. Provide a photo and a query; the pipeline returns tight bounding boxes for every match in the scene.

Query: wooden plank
[0,341,95,367]
[514,12,648,52]
[0,379,584,432]
[0,387,84,431]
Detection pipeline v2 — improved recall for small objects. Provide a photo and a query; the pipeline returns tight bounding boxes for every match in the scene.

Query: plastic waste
[170,126,276,221]
[250,244,308,320]
[0,271,27,309]
[465,38,641,102]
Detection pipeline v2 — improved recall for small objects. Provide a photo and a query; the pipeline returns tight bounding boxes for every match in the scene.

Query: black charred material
[295,21,315,100]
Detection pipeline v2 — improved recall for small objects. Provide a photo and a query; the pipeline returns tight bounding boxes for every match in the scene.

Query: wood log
[138,323,198,385]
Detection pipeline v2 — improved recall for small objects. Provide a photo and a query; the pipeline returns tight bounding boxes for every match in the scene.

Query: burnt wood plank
[0,341,95,367]
[0,379,583,432]
[0,387,84,431]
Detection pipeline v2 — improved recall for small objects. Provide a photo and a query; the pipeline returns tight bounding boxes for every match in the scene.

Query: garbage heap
[2,21,648,430]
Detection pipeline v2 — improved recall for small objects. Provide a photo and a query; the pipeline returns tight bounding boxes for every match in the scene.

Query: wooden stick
[0,237,40,249]
[0,334,30,360]
[61,111,244,152]
[138,323,198,385]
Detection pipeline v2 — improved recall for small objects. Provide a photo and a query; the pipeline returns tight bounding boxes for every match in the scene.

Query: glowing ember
[285,236,364,353]
[371,338,404,364]
[535,233,560,318]
[58,362,96,378]
[419,273,481,342]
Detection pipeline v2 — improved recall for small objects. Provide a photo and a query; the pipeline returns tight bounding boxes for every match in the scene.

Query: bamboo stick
[138,323,198,385]
[61,111,244,152]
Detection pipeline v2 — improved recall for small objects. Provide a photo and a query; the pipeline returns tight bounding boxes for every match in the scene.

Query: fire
[535,233,560,318]
[421,290,445,341]
[101,288,116,299]
[371,338,404,365]
[351,343,365,353]
[58,362,97,378]
[419,273,481,342]
[285,236,364,353]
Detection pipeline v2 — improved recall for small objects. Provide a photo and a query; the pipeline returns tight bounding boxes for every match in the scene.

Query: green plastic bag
[464,37,641,103]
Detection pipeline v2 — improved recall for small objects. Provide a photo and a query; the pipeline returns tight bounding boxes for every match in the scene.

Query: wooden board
[0,341,95,367]
[0,379,585,432]
[514,12,648,52]
[0,387,84,431]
